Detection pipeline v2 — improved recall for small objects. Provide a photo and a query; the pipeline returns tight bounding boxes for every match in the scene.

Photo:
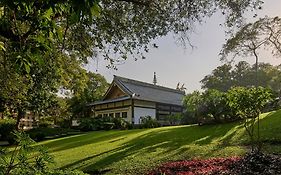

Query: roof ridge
[114,75,185,95]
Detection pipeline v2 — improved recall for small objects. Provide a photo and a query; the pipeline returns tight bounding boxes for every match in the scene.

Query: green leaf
[44,8,53,21]
[90,3,101,17]
[0,41,5,51]
[24,63,30,73]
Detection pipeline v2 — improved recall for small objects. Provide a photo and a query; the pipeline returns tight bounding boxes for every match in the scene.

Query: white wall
[134,107,156,124]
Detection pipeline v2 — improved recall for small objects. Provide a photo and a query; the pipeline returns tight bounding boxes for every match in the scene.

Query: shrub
[112,117,131,130]
[0,118,16,140]
[140,116,160,128]
[79,117,133,131]
[103,122,115,130]
[229,150,281,175]
[166,113,183,125]
[78,118,99,131]
[26,127,73,141]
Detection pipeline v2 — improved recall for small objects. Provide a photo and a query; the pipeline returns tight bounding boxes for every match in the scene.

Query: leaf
[24,63,30,73]
[69,13,79,25]
[0,41,5,51]
[43,8,53,21]
[90,3,101,17]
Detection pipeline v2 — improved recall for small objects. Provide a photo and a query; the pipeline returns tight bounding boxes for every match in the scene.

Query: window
[122,112,127,118]
[115,113,120,118]
[103,114,108,117]
[109,113,114,117]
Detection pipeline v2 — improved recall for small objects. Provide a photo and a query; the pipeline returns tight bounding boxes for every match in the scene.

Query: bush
[112,117,131,130]
[229,150,281,175]
[0,118,16,140]
[166,114,183,125]
[79,117,133,131]
[78,118,100,131]
[140,116,160,128]
[26,127,73,141]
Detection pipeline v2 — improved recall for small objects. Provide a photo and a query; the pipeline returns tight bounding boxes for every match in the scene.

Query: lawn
[36,110,281,174]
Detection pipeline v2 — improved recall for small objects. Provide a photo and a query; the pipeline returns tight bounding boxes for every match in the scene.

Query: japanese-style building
[90,75,185,124]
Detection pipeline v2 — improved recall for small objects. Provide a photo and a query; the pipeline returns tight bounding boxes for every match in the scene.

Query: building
[90,75,185,124]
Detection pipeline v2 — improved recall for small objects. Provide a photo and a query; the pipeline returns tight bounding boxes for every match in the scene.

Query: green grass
[36,110,281,174]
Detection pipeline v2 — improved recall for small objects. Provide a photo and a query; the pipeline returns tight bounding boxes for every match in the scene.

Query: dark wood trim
[131,99,134,119]
[94,105,131,112]
[134,105,156,110]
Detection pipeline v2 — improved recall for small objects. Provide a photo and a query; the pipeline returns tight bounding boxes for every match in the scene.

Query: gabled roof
[93,75,185,106]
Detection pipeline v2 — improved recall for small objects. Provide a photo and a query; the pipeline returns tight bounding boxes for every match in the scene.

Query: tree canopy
[201,61,281,94]
[1,0,264,70]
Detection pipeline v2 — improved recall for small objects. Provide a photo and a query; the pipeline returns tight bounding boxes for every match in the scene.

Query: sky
[86,1,281,93]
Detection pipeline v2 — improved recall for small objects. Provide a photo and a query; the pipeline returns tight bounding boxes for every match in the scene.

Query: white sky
[86,1,281,93]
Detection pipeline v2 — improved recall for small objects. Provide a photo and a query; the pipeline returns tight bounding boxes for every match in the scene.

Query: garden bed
[148,151,281,175]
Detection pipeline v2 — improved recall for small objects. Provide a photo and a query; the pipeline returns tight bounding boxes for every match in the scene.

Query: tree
[183,91,202,123]
[1,0,264,71]
[68,72,109,119]
[226,86,272,150]
[201,64,233,92]
[221,17,281,87]
[201,61,281,94]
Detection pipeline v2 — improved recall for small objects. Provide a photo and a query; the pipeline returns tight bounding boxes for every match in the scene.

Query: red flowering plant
[148,157,241,175]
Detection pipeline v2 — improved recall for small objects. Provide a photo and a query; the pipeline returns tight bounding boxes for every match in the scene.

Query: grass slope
[37,110,281,174]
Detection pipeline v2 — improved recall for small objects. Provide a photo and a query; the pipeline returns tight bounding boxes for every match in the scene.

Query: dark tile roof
[114,75,185,106]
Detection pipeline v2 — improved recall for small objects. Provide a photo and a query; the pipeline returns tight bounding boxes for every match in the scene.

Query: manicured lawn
[36,110,281,174]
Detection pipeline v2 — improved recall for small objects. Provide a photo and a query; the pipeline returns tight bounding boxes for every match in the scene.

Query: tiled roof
[114,76,185,106]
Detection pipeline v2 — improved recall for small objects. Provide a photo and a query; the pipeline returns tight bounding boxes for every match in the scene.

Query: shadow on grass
[43,110,281,174]
[39,129,143,153]
[75,122,244,172]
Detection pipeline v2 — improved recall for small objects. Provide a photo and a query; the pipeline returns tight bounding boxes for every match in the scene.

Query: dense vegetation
[201,61,281,93]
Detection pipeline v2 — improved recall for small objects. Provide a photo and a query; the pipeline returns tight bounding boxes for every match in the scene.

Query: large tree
[1,0,264,70]
[201,61,281,93]
[68,72,109,119]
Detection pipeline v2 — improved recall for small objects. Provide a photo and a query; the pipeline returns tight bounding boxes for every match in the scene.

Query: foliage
[0,131,53,174]
[199,89,231,123]
[0,118,16,140]
[226,86,272,149]
[166,113,183,125]
[149,150,281,175]
[68,72,108,119]
[79,116,131,131]
[26,127,76,141]
[221,16,281,61]
[184,89,234,125]
[112,117,132,130]
[1,0,263,70]
[229,150,281,175]
[0,131,86,175]
[184,86,273,126]
[201,61,281,94]
[183,91,202,117]
[201,64,233,92]
[140,116,160,128]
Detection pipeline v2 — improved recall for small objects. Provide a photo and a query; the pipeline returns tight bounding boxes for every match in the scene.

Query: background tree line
[201,61,281,96]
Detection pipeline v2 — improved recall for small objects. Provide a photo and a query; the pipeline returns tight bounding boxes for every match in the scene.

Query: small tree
[226,87,272,150]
